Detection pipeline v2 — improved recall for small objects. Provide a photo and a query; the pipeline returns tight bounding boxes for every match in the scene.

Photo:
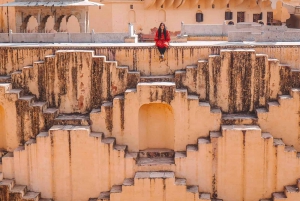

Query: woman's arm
[165,31,171,42]
[154,31,159,42]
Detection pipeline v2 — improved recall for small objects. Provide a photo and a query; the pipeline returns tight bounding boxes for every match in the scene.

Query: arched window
[225,9,233,20]
[45,16,55,33]
[66,15,80,33]
[196,10,203,22]
[129,10,136,23]
[26,16,38,33]
[158,9,166,22]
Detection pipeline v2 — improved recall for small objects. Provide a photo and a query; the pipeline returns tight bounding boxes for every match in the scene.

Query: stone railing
[180,22,300,42]
[0,24,138,43]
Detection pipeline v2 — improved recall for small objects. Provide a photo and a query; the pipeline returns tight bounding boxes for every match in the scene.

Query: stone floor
[0,41,299,47]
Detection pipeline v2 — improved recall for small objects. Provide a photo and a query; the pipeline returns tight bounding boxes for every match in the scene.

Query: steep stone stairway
[260,178,300,201]
[1,48,300,201]
[93,171,220,201]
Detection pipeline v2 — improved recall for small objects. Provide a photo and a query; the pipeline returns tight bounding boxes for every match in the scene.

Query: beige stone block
[51,125,72,201]
[36,132,52,198]
[2,152,14,179]
[13,146,28,186]
[197,139,213,193]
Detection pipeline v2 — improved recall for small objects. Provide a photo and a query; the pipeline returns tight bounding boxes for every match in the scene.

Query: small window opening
[196,12,203,22]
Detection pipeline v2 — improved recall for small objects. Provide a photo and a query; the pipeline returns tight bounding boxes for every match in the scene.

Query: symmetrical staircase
[92,171,220,201]
[1,48,300,201]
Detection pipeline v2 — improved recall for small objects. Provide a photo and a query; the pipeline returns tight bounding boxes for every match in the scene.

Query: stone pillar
[37,9,41,32]
[85,8,89,33]
[15,10,23,33]
[79,10,86,33]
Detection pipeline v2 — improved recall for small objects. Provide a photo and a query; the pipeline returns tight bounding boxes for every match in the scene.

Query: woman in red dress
[155,23,170,59]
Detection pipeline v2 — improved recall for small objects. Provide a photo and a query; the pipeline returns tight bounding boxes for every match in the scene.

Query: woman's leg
[158,47,164,55]
[160,47,166,55]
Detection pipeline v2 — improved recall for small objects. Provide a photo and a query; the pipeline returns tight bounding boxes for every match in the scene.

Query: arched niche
[45,16,55,33]
[158,9,166,22]
[66,15,80,33]
[0,105,6,149]
[138,103,174,150]
[129,10,136,23]
[26,16,38,33]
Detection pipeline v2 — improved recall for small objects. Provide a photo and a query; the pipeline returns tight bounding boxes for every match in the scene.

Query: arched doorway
[139,103,174,150]
[26,16,38,33]
[128,10,136,23]
[158,9,166,22]
[45,16,55,33]
[67,15,80,33]
[0,105,6,149]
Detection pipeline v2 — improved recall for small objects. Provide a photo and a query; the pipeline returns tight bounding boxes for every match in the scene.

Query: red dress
[155,30,170,48]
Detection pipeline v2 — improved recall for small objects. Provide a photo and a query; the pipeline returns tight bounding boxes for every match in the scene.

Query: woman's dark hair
[158,23,167,39]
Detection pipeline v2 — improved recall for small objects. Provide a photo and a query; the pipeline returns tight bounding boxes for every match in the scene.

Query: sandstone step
[18,95,35,105]
[221,113,258,125]
[284,185,299,193]
[7,89,24,99]
[0,76,11,83]
[54,114,90,126]
[199,192,211,200]
[98,191,110,201]
[0,179,15,191]
[273,138,285,147]
[198,137,211,144]
[43,108,59,115]
[175,151,187,158]
[123,178,134,186]
[267,101,280,111]
[137,81,175,87]
[101,137,116,145]
[272,192,287,200]
[125,152,138,159]
[187,144,198,152]
[136,157,175,166]
[90,132,103,138]
[111,185,122,193]
[259,199,272,201]
[285,145,296,153]
[262,132,273,139]
[31,102,47,112]
[187,185,198,194]
[210,131,222,138]
[0,83,11,92]
[221,125,261,131]
[256,107,268,115]
[140,75,175,83]
[139,148,174,158]
[175,178,186,185]
[9,185,27,198]
[39,198,53,201]
[135,171,175,179]
[22,191,40,201]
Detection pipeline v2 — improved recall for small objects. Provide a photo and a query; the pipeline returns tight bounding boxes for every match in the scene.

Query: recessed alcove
[139,103,174,150]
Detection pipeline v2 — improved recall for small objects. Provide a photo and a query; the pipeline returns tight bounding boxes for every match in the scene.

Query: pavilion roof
[0,0,103,7]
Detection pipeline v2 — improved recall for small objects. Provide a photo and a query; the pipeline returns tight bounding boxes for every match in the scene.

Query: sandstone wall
[0,46,300,201]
